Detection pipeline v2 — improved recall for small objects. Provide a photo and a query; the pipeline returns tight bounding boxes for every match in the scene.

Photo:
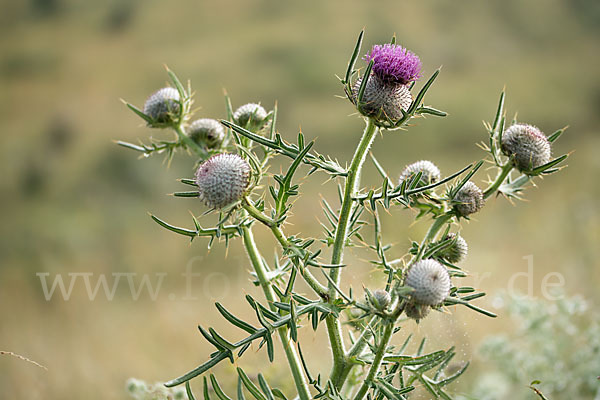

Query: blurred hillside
[0,0,599,399]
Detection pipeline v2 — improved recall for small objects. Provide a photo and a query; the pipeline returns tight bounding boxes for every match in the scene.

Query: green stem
[338,213,453,392]
[329,118,379,387]
[351,322,394,400]
[241,226,311,400]
[174,125,207,159]
[483,162,513,199]
[242,199,328,297]
[336,316,376,386]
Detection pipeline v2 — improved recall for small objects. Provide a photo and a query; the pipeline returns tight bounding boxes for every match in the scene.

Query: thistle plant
[118,30,568,400]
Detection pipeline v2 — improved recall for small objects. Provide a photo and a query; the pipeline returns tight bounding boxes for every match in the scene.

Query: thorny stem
[351,321,395,400]
[483,162,513,199]
[329,118,379,388]
[340,213,454,394]
[242,199,328,298]
[241,226,312,400]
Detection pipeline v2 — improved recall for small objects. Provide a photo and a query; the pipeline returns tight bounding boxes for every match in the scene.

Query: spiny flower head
[405,259,451,306]
[404,302,431,322]
[437,233,468,264]
[187,118,224,149]
[501,123,551,174]
[453,181,484,217]
[195,153,250,209]
[353,74,412,122]
[370,289,392,311]
[363,44,422,85]
[233,103,268,132]
[399,160,441,188]
[143,87,180,126]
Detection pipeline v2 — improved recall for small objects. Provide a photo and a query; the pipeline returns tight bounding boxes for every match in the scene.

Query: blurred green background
[1,0,599,399]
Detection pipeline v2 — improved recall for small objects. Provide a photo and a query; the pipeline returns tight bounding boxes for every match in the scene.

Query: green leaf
[548,127,567,143]
[186,381,197,400]
[210,374,233,400]
[237,368,268,400]
[344,30,364,89]
[357,59,374,105]
[164,351,231,387]
[215,303,258,334]
[257,374,274,400]
[407,69,440,114]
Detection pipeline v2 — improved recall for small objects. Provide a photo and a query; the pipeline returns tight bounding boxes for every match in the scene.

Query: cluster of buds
[138,82,263,209]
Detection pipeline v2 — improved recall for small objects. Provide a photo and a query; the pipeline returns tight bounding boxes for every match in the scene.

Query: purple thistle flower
[364,44,422,85]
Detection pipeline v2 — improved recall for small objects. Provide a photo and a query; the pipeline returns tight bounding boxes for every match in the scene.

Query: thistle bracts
[187,118,224,149]
[399,160,441,189]
[233,103,269,132]
[143,87,181,127]
[501,123,551,174]
[436,233,468,264]
[405,259,451,306]
[195,153,250,209]
[453,181,484,217]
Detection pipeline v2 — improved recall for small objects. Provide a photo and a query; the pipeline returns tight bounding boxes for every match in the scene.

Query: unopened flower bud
[453,181,484,217]
[438,233,468,264]
[405,259,451,306]
[404,302,431,322]
[501,124,551,174]
[233,103,268,131]
[143,87,180,126]
[399,160,441,189]
[187,119,224,149]
[370,289,392,311]
[195,153,250,209]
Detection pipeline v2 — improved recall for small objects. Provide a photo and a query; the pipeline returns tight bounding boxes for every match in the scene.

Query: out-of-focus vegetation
[0,0,598,399]
[459,292,600,400]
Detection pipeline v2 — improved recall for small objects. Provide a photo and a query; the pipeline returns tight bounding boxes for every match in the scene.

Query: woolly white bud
[501,124,551,174]
[405,259,451,306]
[404,302,431,322]
[187,119,224,149]
[370,289,392,311]
[143,87,180,125]
[453,181,484,217]
[195,153,250,209]
[233,103,268,131]
[399,160,441,188]
[438,233,468,264]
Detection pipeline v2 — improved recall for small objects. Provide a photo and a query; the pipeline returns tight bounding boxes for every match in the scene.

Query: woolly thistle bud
[438,233,468,264]
[353,74,412,122]
[143,87,180,126]
[233,103,268,131]
[195,153,250,209]
[187,118,224,149]
[404,302,431,322]
[370,289,392,311]
[399,160,441,189]
[453,181,484,217]
[405,259,451,306]
[501,124,551,174]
